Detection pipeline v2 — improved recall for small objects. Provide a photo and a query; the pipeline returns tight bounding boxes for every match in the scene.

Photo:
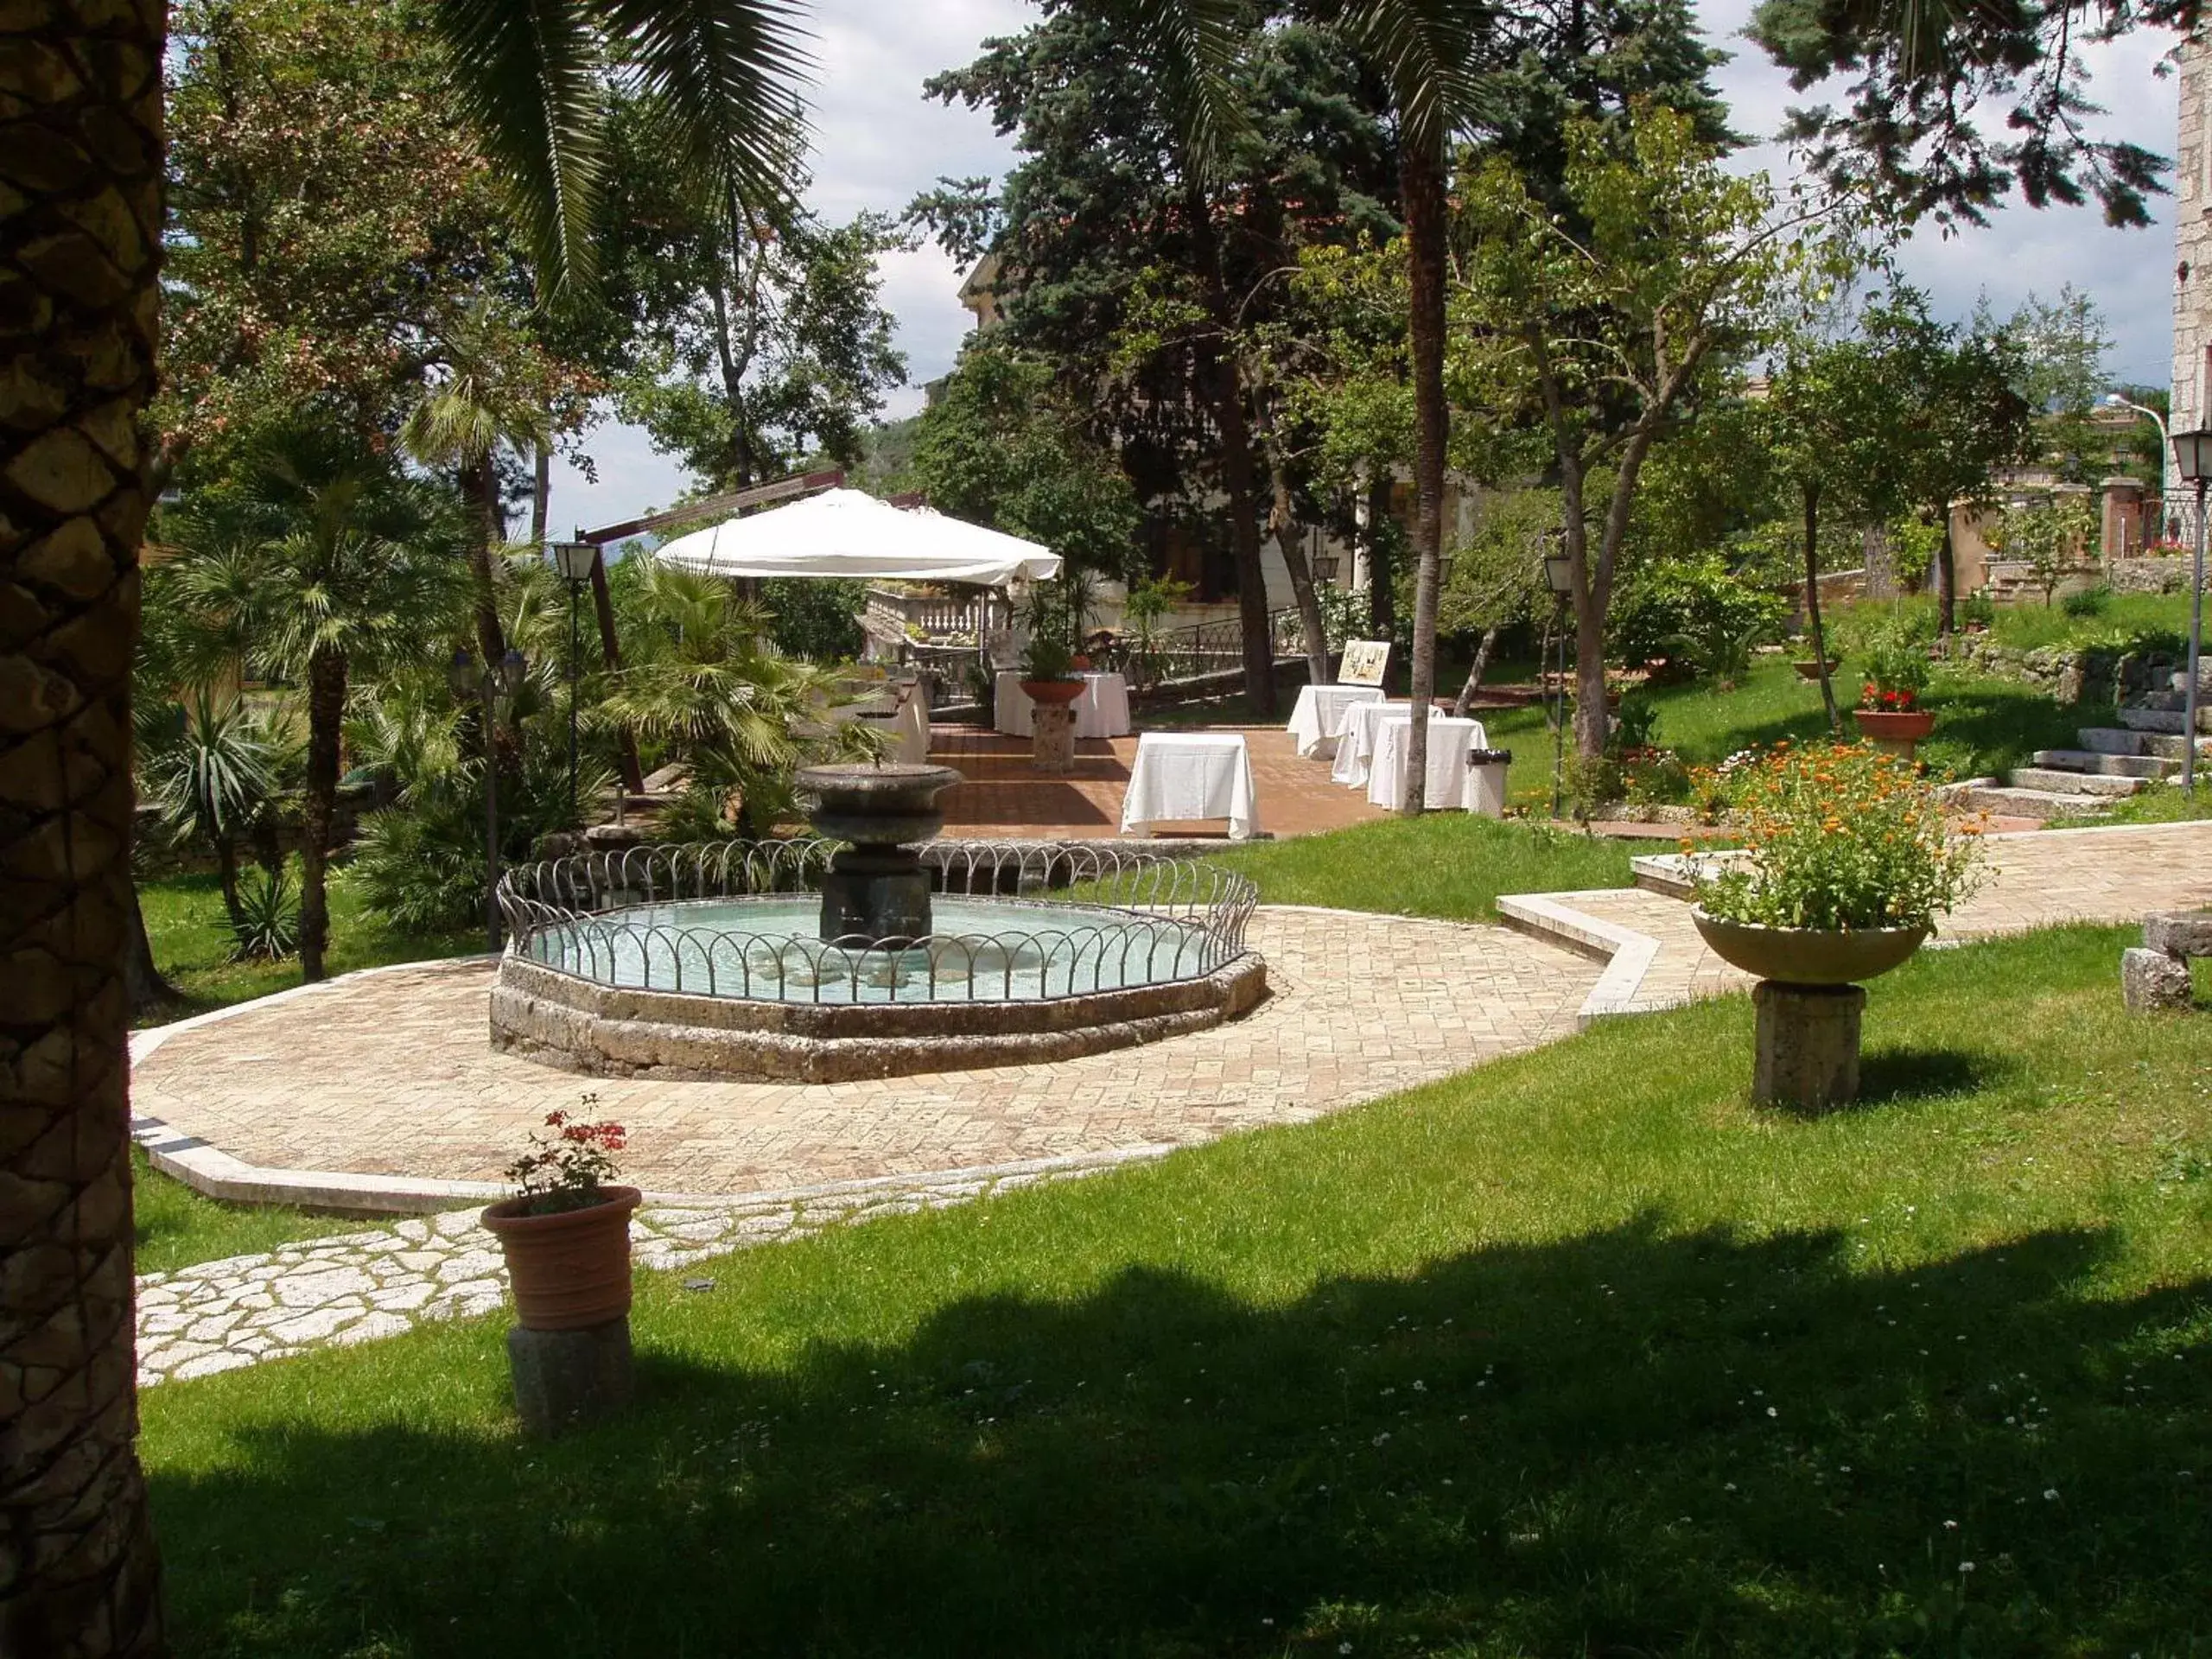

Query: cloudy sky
[544,0,2183,535]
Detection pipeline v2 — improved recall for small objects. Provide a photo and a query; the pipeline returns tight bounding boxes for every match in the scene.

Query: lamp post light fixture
[1542,545,1575,820]
[549,540,600,825]
[451,645,530,950]
[2102,391,2172,528]
[2169,426,2211,798]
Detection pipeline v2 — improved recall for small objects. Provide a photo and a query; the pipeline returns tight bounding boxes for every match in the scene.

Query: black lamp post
[2170,427,2210,798]
[1543,544,1575,820]
[450,645,528,950]
[550,540,600,824]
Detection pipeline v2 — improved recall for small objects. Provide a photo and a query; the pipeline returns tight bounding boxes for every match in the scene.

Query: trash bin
[1465,747,1512,817]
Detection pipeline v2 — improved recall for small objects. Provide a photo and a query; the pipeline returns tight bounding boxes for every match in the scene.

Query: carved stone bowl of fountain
[795,762,965,946]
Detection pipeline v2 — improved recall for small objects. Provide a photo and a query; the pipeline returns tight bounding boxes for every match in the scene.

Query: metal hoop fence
[496,838,1259,1006]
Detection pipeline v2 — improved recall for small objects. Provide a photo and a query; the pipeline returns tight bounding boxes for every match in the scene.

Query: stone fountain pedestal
[797,762,964,945]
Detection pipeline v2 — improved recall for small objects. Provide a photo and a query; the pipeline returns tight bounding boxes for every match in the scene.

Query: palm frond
[431,0,608,289]
[1097,0,1250,179]
[598,0,813,226]
[1337,0,1492,158]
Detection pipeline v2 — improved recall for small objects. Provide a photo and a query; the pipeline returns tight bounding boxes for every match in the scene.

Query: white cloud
[550,0,2183,534]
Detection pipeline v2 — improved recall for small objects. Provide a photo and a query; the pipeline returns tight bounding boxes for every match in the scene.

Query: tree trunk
[1399,142,1451,813]
[1364,470,1396,645]
[587,552,646,795]
[1183,176,1277,717]
[530,440,551,546]
[1451,626,1500,717]
[1,0,169,1648]
[1936,512,1958,636]
[1803,483,1839,732]
[1260,405,1332,688]
[125,882,179,1020]
[214,836,242,933]
[296,647,347,982]
[457,458,509,671]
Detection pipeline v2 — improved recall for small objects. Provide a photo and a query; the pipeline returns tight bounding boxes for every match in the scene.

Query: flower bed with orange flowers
[1692,742,1986,931]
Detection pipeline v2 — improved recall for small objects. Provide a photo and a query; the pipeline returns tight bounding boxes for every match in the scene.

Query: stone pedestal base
[1865,736,1917,762]
[1752,980,1866,1111]
[2121,946,2194,1013]
[1031,703,1077,773]
[508,1317,633,1438]
[819,845,932,944]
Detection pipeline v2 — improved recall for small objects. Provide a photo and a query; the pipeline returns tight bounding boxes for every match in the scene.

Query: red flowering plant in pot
[480,1098,641,1332]
[1850,620,1936,757]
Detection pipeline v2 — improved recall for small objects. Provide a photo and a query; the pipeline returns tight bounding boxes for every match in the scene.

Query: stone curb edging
[1492,892,1676,1027]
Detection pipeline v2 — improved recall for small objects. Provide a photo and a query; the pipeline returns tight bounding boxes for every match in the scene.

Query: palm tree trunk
[1184,177,1278,717]
[2,1,168,1648]
[1400,141,1451,813]
[296,646,347,982]
[530,439,551,545]
[457,459,508,671]
[1803,482,1839,732]
[215,836,243,932]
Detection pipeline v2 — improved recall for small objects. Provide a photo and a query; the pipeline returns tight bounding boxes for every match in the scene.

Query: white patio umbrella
[649,487,1061,586]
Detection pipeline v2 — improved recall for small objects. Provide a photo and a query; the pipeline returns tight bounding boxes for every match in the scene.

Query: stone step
[1952,785,2113,822]
[2076,727,2212,760]
[2119,706,2212,735]
[2008,766,2146,797]
[2031,749,2175,779]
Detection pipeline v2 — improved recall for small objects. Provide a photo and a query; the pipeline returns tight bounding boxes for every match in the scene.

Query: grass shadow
[149,1217,2212,1657]
[1854,1043,2023,1107]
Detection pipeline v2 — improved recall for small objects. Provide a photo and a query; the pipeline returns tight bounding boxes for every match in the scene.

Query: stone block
[1030,702,1077,773]
[2143,911,2212,961]
[2121,947,2195,1014]
[1751,981,1865,1112]
[507,1317,634,1438]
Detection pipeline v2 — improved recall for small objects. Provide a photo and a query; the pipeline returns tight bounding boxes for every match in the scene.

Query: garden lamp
[448,646,526,949]
[2170,426,2210,798]
[549,542,600,826]
[2103,392,2171,517]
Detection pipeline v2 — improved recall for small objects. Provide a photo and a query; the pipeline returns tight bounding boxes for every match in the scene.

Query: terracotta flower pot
[1793,659,1842,681]
[1020,678,1085,706]
[1692,910,1928,985]
[1069,653,1094,671]
[481,1185,641,1331]
[1853,707,1936,760]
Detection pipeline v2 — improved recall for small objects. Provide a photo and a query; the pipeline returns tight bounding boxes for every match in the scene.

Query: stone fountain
[795,761,965,944]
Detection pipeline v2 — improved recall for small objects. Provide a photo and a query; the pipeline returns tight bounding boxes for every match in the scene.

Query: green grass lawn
[1980,590,2195,652]
[143,923,2212,1656]
[133,1147,369,1276]
[1210,811,1635,918]
[138,864,479,1028]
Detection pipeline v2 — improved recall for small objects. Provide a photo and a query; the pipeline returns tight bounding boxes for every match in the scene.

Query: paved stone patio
[132,906,1599,1198]
[131,820,2212,1388]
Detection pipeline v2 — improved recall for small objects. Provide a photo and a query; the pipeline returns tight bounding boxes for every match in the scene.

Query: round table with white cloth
[1330,699,1412,787]
[1365,715,1490,811]
[1286,683,1386,759]
[995,670,1134,740]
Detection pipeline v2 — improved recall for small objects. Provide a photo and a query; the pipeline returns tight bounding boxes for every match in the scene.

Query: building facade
[2172,36,2212,431]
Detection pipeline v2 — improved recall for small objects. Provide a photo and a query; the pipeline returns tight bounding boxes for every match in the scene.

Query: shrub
[1611,555,1786,682]
[1693,742,1986,930]
[227,865,301,962]
[2061,585,2112,620]
[1622,747,1692,806]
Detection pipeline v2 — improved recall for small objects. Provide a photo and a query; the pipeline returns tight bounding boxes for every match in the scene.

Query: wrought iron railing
[1103,605,1309,690]
[495,838,1259,1004]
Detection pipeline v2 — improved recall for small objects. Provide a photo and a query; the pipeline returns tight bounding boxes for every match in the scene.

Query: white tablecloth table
[849,682,931,762]
[1286,683,1386,758]
[1120,732,1260,840]
[995,670,1134,739]
[1366,715,1489,811]
[1330,700,1412,787]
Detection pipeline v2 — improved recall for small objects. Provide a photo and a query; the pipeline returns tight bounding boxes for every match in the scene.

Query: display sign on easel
[1338,639,1391,686]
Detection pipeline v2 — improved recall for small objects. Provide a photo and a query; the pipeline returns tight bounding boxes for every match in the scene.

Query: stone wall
[2176,36,2212,431]
[1950,636,2184,704]
[2107,556,2209,595]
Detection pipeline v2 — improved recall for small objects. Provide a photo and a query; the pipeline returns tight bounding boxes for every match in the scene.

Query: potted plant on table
[481,1102,640,1332]
[1689,741,1986,985]
[1851,622,1936,758]
[1018,632,1085,707]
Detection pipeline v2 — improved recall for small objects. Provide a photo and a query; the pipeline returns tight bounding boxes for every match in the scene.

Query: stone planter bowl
[1692,910,1929,986]
[1020,678,1086,706]
[1793,659,1842,681]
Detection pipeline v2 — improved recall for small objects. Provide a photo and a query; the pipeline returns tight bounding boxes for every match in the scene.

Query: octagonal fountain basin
[488,838,1267,1084]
